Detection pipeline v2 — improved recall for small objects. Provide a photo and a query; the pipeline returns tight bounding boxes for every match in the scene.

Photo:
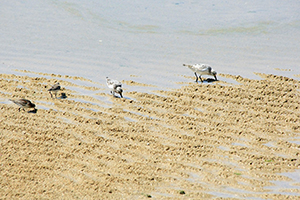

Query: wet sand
[0,71,299,199]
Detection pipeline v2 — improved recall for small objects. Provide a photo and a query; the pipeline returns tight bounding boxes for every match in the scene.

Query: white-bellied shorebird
[183,64,217,83]
[106,77,123,98]
[48,82,61,98]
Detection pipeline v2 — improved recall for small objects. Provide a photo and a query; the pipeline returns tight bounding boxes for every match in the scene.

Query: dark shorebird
[9,98,36,112]
[183,64,217,83]
[106,77,123,98]
[48,82,61,98]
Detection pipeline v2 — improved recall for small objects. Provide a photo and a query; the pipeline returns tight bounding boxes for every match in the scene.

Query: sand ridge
[0,71,299,199]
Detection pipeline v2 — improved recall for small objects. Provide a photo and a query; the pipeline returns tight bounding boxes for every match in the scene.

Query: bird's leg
[214,75,218,81]
[18,107,21,112]
[194,72,198,83]
[199,75,203,82]
[49,92,53,98]
[120,92,123,98]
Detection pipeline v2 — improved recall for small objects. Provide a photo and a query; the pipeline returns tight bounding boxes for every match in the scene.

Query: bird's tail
[183,64,194,71]
[183,64,192,67]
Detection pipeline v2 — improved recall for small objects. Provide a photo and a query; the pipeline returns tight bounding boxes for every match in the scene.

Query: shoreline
[0,71,299,199]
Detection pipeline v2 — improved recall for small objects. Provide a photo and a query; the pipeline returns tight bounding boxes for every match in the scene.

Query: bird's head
[116,86,123,94]
[30,102,36,108]
[211,69,217,81]
[211,69,217,76]
[116,86,123,98]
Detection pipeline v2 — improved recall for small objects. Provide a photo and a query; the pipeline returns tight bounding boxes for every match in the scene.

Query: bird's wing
[107,79,121,90]
[185,64,196,72]
[11,99,28,106]
[113,83,122,90]
[108,79,121,85]
[49,83,60,91]
[194,64,211,72]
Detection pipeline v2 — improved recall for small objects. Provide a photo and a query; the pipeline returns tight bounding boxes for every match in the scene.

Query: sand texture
[0,71,299,199]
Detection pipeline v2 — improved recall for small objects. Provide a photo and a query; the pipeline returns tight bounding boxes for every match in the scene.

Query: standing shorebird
[183,64,217,83]
[106,77,123,98]
[9,98,36,112]
[48,82,61,98]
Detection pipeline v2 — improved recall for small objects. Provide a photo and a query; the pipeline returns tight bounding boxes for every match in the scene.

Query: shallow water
[265,170,300,196]
[1,0,300,90]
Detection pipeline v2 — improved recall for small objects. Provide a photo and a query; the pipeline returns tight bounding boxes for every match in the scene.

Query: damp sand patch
[0,72,299,199]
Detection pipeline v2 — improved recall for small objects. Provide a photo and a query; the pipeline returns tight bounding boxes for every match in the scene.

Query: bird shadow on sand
[57,93,67,99]
[28,109,37,114]
[112,95,123,99]
[204,78,218,83]
[110,95,132,100]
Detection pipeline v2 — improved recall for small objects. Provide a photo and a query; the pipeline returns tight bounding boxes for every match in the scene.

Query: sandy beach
[0,71,299,199]
[1,1,300,199]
